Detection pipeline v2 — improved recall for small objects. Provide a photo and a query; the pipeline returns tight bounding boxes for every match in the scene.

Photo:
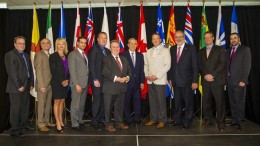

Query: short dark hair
[98,32,107,38]
[110,40,120,46]
[77,36,87,42]
[14,36,26,43]
[230,32,240,38]
[204,31,214,37]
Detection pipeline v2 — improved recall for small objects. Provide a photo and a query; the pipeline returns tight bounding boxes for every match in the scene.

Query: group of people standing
[5,30,251,137]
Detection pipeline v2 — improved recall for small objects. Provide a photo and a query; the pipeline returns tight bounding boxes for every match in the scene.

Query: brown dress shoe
[145,121,156,126]
[156,123,165,129]
[46,123,56,127]
[105,125,116,133]
[38,126,50,132]
[117,123,129,130]
[202,120,212,128]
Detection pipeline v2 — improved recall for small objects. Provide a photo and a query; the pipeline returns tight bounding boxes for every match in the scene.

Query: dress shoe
[117,123,129,130]
[10,131,25,138]
[56,128,64,133]
[156,123,165,129]
[182,124,190,130]
[92,124,102,131]
[217,123,224,132]
[202,120,212,128]
[79,123,85,129]
[145,121,156,126]
[72,126,83,132]
[169,122,182,127]
[21,126,35,131]
[46,123,56,127]
[105,125,116,133]
[237,124,243,131]
[38,126,50,132]
[226,122,238,127]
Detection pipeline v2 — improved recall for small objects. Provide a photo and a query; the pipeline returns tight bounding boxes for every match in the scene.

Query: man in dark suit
[5,36,34,137]
[198,31,226,131]
[168,30,198,129]
[102,40,131,132]
[226,33,251,131]
[121,38,144,125]
[88,32,110,131]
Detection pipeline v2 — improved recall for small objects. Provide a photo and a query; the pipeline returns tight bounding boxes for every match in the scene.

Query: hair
[230,32,240,38]
[98,32,107,38]
[14,36,26,43]
[204,31,214,37]
[175,30,185,36]
[77,36,87,42]
[55,38,68,55]
[40,38,51,44]
[110,40,120,46]
[128,38,137,43]
[151,33,161,38]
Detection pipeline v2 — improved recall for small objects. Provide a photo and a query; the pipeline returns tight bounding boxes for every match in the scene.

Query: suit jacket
[198,45,226,86]
[34,50,52,91]
[121,50,144,88]
[5,49,34,93]
[144,45,171,85]
[68,49,89,88]
[88,44,111,85]
[49,52,69,88]
[102,54,132,95]
[227,45,251,85]
[168,43,198,87]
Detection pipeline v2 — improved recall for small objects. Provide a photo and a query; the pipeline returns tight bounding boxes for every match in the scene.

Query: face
[77,38,87,50]
[152,34,161,47]
[204,33,214,46]
[57,40,66,53]
[230,34,240,46]
[97,33,107,47]
[110,42,120,56]
[128,39,137,52]
[41,39,51,52]
[175,31,185,46]
[14,38,26,52]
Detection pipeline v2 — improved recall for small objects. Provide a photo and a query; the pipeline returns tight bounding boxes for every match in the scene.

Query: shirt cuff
[113,76,117,82]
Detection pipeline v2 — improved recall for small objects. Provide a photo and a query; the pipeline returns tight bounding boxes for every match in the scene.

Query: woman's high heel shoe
[57,127,63,133]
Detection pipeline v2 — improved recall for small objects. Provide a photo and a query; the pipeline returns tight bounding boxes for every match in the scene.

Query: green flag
[46,2,54,54]
[200,4,209,49]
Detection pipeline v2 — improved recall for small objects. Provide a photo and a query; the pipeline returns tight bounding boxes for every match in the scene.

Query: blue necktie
[20,53,30,78]
[101,47,107,56]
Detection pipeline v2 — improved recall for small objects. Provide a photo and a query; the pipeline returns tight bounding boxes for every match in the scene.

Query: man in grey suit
[102,40,131,133]
[34,38,55,132]
[68,37,89,131]
[198,31,226,131]
[5,36,34,137]
[226,33,251,131]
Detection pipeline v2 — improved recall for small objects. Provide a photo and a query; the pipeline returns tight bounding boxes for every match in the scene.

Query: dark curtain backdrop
[0,5,260,133]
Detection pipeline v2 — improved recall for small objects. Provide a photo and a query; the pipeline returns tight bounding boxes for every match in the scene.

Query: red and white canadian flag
[72,2,81,50]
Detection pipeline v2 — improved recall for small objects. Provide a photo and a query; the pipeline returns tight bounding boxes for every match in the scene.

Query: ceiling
[1,0,260,9]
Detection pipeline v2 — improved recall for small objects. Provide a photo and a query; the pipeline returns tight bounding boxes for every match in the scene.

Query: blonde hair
[55,38,68,55]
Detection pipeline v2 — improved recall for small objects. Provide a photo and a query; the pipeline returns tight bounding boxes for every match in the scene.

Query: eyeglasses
[16,43,25,46]
[175,36,184,39]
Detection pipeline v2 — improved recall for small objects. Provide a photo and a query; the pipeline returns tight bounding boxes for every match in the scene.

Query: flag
[59,2,66,39]
[101,5,110,49]
[156,3,165,46]
[30,3,41,98]
[73,2,81,50]
[199,3,209,94]
[116,5,125,53]
[84,4,95,55]
[137,3,148,99]
[46,2,54,54]
[184,3,193,45]
[231,4,239,34]
[166,3,176,47]
[215,3,226,48]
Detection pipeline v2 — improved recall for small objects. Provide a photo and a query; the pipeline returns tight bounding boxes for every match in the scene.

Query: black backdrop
[0,5,260,133]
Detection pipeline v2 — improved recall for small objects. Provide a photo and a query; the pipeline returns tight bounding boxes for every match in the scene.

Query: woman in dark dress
[49,38,69,132]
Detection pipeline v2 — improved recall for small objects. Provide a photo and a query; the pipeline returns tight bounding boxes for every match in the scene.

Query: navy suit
[168,43,198,127]
[121,50,145,123]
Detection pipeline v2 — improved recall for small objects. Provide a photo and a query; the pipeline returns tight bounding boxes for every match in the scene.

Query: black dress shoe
[72,126,84,132]
[92,124,102,131]
[182,124,190,129]
[237,124,243,131]
[169,122,182,127]
[217,123,224,132]
[202,120,212,128]
[79,124,85,129]
[226,122,238,127]
[10,131,25,138]
[21,126,35,131]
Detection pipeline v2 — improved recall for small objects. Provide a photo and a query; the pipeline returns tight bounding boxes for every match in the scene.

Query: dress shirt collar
[177,43,185,49]
[77,48,84,54]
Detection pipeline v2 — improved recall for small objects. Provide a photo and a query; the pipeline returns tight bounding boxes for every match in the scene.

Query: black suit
[102,54,131,125]
[121,50,144,123]
[227,45,251,124]
[198,45,226,124]
[5,49,34,132]
[168,43,198,127]
[88,44,111,125]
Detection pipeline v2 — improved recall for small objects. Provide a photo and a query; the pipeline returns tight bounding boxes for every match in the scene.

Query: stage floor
[0,119,260,146]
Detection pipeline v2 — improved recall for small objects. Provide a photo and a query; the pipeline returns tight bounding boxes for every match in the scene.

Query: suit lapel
[126,51,135,68]
[111,55,122,73]
[207,45,216,59]
[178,44,188,63]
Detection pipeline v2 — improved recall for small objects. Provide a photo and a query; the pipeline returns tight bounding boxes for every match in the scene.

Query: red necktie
[115,57,122,72]
[228,47,236,75]
[176,46,181,63]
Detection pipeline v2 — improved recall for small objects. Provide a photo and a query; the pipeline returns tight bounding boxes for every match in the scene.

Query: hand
[122,77,129,83]
[150,75,158,81]
[76,85,82,93]
[140,83,144,91]
[204,74,214,82]
[115,77,123,83]
[191,83,198,90]
[40,88,46,93]
[30,86,34,91]
[168,80,172,87]
[239,82,246,87]
[18,86,24,92]
[61,80,69,87]
[94,80,100,87]
[146,76,152,82]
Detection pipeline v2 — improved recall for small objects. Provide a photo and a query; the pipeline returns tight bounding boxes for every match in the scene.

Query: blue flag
[231,4,239,34]
[59,2,66,39]
[215,4,226,49]
[156,4,165,46]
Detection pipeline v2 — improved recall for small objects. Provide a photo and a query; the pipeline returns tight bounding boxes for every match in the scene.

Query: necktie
[115,57,122,72]
[176,46,181,63]
[101,48,107,56]
[82,52,88,66]
[47,52,50,57]
[228,47,236,75]
[131,53,135,67]
[20,53,30,78]
[206,47,211,58]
